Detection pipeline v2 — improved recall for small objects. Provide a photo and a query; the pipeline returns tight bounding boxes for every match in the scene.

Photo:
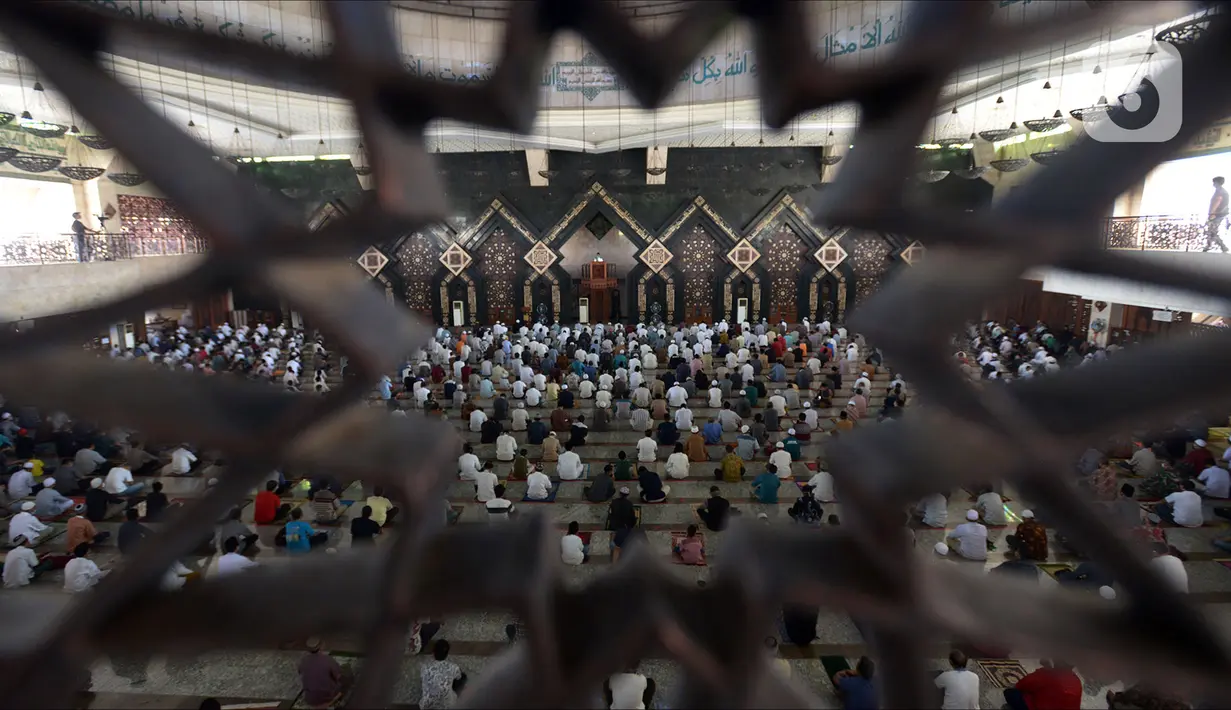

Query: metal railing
[0,233,208,266]
[1103,214,1219,252]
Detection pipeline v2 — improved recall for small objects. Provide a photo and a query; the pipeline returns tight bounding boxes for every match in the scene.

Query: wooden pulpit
[581,261,616,323]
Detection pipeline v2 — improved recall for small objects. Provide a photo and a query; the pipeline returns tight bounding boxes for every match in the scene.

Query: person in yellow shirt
[365,486,399,527]
[720,445,745,482]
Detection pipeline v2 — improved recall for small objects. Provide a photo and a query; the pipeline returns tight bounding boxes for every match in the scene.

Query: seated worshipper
[73,443,107,479]
[752,465,782,504]
[696,487,732,531]
[559,385,575,409]
[480,416,503,445]
[782,430,803,461]
[1003,659,1082,710]
[8,502,48,545]
[469,407,487,433]
[721,445,746,482]
[63,542,107,593]
[769,442,793,479]
[718,402,742,432]
[1150,542,1189,593]
[557,444,585,481]
[674,404,694,433]
[656,419,680,446]
[684,427,708,463]
[494,394,510,421]
[470,462,499,503]
[7,462,38,501]
[3,535,52,588]
[792,414,813,442]
[665,443,692,480]
[254,481,293,525]
[615,451,636,481]
[278,508,329,553]
[1181,438,1215,475]
[541,431,561,462]
[1125,440,1162,478]
[914,493,948,528]
[592,404,612,432]
[568,415,589,447]
[1155,480,1204,528]
[512,449,531,480]
[608,487,638,531]
[299,638,352,709]
[934,650,981,710]
[161,445,198,476]
[527,415,549,445]
[561,520,589,565]
[638,466,670,503]
[584,465,616,503]
[510,403,530,431]
[551,405,572,433]
[832,410,855,433]
[974,486,1008,526]
[311,488,344,524]
[104,466,145,497]
[788,485,824,524]
[946,510,989,561]
[420,640,467,710]
[1015,510,1050,560]
[702,417,723,445]
[1198,462,1231,499]
[673,524,706,565]
[66,513,109,550]
[458,444,482,480]
[350,506,382,545]
[734,391,752,418]
[144,481,171,521]
[526,466,555,501]
[217,506,259,556]
[833,657,879,710]
[34,478,76,518]
[989,535,1040,583]
[629,404,651,432]
[807,465,835,503]
[107,500,150,554]
[782,602,820,647]
[763,405,781,433]
[735,426,759,461]
[216,536,259,576]
[85,478,123,523]
[495,431,517,462]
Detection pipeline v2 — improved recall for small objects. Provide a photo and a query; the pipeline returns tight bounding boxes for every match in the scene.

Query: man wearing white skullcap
[34,478,74,517]
[8,501,47,545]
[946,509,988,561]
[769,441,793,479]
[1014,509,1050,560]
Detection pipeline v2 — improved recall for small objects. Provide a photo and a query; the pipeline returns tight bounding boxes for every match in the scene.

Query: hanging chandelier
[916,170,950,183]
[952,166,990,180]
[989,158,1029,172]
[9,152,62,173]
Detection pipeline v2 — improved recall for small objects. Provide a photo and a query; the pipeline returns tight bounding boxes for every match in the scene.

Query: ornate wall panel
[395,232,443,315]
[676,225,719,321]
[848,232,892,306]
[477,228,520,322]
[117,194,203,253]
[762,224,805,321]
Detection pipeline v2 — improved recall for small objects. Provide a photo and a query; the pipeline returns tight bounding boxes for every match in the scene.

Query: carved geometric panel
[901,240,927,266]
[638,238,674,274]
[356,245,389,278]
[523,240,559,275]
[726,238,761,273]
[815,238,849,273]
[439,242,473,276]
[479,229,519,279]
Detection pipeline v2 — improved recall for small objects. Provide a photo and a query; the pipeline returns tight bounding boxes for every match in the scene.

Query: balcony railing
[0,233,208,266]
[1103,214,1218,252]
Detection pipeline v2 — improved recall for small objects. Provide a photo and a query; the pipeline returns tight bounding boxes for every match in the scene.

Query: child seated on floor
[672,525,705,565]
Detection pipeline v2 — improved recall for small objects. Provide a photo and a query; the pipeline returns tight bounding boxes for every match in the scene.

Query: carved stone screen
[394,232,441,316]
[848,232,892,306]
[478,228,519,323]
[117,194,204,256]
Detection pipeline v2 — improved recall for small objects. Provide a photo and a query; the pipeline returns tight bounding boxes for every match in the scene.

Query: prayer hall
[2,0,1231,708]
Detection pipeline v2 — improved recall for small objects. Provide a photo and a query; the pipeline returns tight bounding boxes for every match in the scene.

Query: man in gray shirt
[1206,176,1229,253]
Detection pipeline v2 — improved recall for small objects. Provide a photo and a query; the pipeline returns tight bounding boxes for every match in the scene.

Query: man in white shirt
[665,444,691,480]
[636,433,659,463]
[525,386,542,407]
[525,467,554,500]
[674,406,694,432]
[469,408,488,432]
[8,502,47,544]
[934,650,980,709]
[807,467,835,502]
[708,381,723,408]
[578,376,595,399]
[769,442,793,479]
[510,403,530,431]
[457,445,481,480]
[768,393,787,418]
[473,465,499,503]
[1198,463,1230,499]
[595,389,612,409]
[560,521,588,566]
[7,463,35,499]
[215,536,258,576]
[486,484,515,521]
[946,510,989,561]
[802,401,819,428]
[557,445,584,481]
[63,542,107,593]
[915,493,948,528]
[495,432,518,462]
[3,535,43,588]
[666,384,688,408]
[1150,543,1189,593]
[1158,480,1204,528]
[104,466,145,496]
[161,446,198,476]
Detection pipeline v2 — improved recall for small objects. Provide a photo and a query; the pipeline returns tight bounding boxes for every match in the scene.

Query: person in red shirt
[1003,660,1082,710]
[253,481,292,525]
[1181,439,1215,474]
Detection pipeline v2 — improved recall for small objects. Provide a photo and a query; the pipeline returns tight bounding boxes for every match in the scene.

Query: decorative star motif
[900,240,927,266]
[356,245,389,278]
[439,243,473,276]
[523,241,559,275]
[726,238,761,273]
[638,239,674,273]
[814,239,848,272]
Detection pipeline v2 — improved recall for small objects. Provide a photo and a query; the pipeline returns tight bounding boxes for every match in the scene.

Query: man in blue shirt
[752,465,781,504]
[702,418,723,445]
[279,508,327,554]
[769,362,786,382]
[833,656,878,710]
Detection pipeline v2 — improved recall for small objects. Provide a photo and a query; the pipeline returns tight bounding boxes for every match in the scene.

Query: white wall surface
[0,255,205,322]
[1027,250,1231,316]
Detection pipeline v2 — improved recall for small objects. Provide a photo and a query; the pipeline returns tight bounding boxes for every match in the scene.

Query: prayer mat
[669,531,707,566]
[1037,562,1076,580]
[805,461,819,472]
[522,488,559,503]
[819,656,852,683]
[974,659,1028,689]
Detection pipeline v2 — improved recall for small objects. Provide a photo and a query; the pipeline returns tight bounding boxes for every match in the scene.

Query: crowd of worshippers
[104,320,338,393]
[960,319,1136,381]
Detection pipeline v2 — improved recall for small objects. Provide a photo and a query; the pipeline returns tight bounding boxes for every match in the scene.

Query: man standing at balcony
[70,212,95,263]
[1206,176,1229,253]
